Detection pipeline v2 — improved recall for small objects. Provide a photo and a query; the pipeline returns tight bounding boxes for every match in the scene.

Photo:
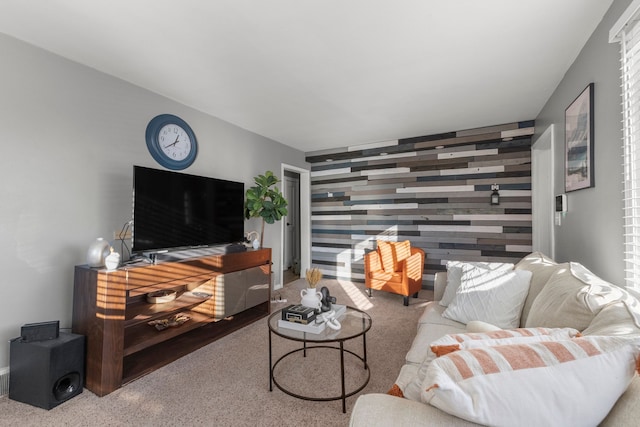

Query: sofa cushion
[429,327,580,357]
[421,336,640,427]
[525,262,627,331]
[442,268,532,329]
[369,270,402,284]
[514,251,562,325]
[406,302,466,367]
[440,261,514,307]
[394,363,422,401]
[583,301,640,336]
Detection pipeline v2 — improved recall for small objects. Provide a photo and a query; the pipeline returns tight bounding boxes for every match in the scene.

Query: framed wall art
[565,83,594,192]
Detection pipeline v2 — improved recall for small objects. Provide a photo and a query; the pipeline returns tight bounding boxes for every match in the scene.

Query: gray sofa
[350,252,640,426]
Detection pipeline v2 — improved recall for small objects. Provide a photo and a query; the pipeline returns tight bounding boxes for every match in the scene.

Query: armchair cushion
[392,240,412,271]
[376,240,413,272]
[377,240,396,272]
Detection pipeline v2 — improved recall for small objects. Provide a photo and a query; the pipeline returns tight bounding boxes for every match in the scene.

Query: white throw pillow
[525,262,628,331]
[429,327,580,357]
[404,326,579,403]
[421,336,640,427]
[439,261,514,307]
[442,268,532,328]
[514,252,561,325]
[466,320,502,333]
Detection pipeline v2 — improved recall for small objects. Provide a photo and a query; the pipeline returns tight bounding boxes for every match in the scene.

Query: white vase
[105,250,121,271]
[300,288,322,310]
[87,238,110,268]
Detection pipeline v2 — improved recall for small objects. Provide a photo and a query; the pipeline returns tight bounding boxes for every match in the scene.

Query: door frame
[278,163,311,290]
[283,173,300,271]
[532,124,555,259]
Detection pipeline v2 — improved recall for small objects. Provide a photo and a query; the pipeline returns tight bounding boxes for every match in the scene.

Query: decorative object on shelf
[490,184,500,205]
[246,230,260,249]
[86,238,111,268]
[147,313,190,331]
[146,290,177,304]
[145,114,197,170]
[244,170,288,248]
[104,247,120,271]
[189,291,212,299]
[565,83,595,192]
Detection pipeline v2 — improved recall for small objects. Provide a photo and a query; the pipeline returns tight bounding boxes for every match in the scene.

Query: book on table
[278,304,346,334]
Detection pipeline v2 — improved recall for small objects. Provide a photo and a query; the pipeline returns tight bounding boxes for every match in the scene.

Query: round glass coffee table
[268,305,372,413]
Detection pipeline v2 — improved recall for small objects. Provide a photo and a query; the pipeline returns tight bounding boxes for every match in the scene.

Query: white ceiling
[0,0,613,153]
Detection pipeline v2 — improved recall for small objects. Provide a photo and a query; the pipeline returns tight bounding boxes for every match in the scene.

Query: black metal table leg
[269,329,273,391]
[340,340,346,413]
[362,331,367,368]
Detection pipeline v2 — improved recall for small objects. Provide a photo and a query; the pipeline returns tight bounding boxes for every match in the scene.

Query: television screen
[132,166,245,253]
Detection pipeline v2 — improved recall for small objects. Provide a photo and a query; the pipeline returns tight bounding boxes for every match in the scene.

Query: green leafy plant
[244,171,288,248]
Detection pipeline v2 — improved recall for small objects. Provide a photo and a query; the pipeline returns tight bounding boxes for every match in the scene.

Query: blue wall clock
[145,114,197,170]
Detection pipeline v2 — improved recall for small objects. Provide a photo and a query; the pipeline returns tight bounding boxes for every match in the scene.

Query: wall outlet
[114,230,132,240]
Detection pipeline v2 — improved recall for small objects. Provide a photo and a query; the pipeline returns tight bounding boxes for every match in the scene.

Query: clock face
[145,114,197,170]
[158,123,192,161]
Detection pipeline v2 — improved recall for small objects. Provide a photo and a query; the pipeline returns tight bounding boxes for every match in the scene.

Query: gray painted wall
[534,0,631,286]
[0,34,307,368]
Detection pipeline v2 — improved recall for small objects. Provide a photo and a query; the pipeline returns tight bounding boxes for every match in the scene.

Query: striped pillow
[430,327,580,357]
[422,336,640,427]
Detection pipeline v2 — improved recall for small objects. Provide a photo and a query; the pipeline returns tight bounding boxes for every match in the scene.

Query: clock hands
[163,135,181,149]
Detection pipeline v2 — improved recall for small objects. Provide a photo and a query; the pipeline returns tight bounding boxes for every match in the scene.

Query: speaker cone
[53,372,81,401]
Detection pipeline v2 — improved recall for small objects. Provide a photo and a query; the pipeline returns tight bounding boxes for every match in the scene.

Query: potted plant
[244,170,288,248]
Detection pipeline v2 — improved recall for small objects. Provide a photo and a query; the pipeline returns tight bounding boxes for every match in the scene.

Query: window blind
[612,0,640,290]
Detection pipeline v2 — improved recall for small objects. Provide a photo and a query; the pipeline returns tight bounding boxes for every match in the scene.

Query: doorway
[279,163,311,289]
[532,124,555,258]
[283,170,301,284]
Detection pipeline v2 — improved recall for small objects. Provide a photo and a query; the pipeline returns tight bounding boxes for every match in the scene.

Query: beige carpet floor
[0,278,433,427]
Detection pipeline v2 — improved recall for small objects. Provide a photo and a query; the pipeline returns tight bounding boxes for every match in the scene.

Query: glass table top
[268,305,372,343]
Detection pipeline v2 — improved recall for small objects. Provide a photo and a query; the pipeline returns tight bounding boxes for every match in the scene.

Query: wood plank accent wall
[304,121,534,289]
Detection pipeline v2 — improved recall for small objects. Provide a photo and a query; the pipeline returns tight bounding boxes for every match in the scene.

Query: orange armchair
[364,240,425,306]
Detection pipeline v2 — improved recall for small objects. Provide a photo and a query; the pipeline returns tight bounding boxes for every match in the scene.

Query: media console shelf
[72,248,271,396]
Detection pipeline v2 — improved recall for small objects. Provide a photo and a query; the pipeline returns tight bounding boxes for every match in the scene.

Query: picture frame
[565,83,595,192]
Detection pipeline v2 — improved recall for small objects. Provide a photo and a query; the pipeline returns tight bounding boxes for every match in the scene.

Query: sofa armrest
[601,377,640,426]
[434,271,447,302]
[349,394,481,427]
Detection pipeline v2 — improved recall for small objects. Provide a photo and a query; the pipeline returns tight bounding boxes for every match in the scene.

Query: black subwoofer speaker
[9,332,85,409]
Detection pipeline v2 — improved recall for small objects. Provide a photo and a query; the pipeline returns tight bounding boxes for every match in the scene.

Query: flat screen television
[132,166,245,254]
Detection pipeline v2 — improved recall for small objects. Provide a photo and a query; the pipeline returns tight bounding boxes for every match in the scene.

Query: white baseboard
[0,367,9,396]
